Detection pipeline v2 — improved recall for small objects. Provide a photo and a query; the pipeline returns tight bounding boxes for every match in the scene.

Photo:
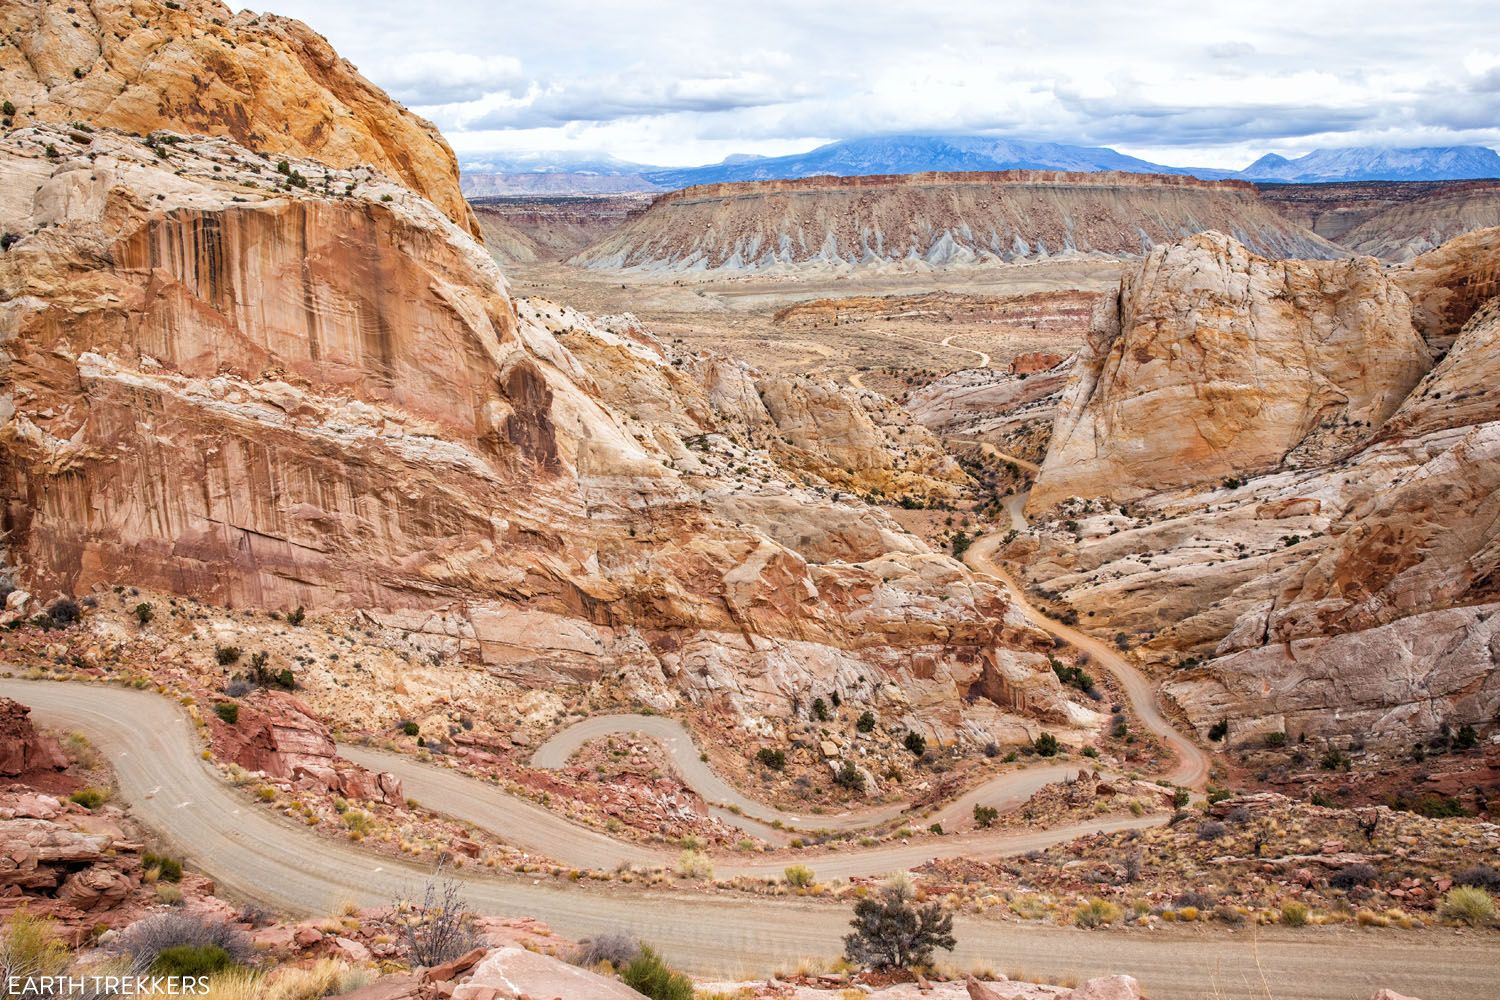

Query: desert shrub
[842,876,955,970]
[401,721,420,737]
[1264,731,1288,748]
[1207,719,1228,741]
[69,787,109,810]
[573,931,640,969]
[834,761,865,792]
[903,731,927,756]
[46,598,81,626]
[152,943,234,977]
[214,702,239,725]
[784,864,816,888]
[1073,898,1121,928]
[1392,792,1470,818]
[286,606,306,626]
[1173,890,1216,910]
[1320,749,1349,770]
[1172,787,1191,809]
[214,645,242,666]
[134,602,154,626]
[143,852,184,882]
[856,711,876,733]
[0,911,70,984]
[1196,820,1227,841]
[973,804,999,828]
[1453,724,1479,750]
[676,850,713,880]
[1330,863,1378,890]
[1441,886,1495,927]
[393,874,481,966]
[755,748,786,770]
[112,912,252,969]
[1033,732,1059,757]
[1279,901,1309,927]
[621,946,693,1000]
[812,698,830,722]
[225,679,254,698]
[1454,865,1500,891]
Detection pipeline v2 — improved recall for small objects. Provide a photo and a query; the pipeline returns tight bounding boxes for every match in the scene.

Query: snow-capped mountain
[1237,146,1500,183]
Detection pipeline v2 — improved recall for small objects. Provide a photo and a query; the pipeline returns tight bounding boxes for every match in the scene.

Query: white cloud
[267,0,1500,168]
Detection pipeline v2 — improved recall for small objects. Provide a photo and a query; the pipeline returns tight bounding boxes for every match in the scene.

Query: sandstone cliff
[1261,179,1500,261]
[571,171,1343,272]
[0,123,1077,744]
[0,0,478,237]
[1013,230,1500,748]
[1029,233,1431,510]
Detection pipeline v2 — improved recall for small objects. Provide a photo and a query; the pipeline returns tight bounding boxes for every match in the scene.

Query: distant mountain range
[459,136,1500,195]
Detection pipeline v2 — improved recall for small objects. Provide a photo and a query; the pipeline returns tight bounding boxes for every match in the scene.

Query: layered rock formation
[1015,229,1500,747]
[1261,180,1500,261]
[571,171,1344,272]
[0,697,67,777]
[0,0,477,237]
[1029,233,1431,510]
[472,195,651,265]
[0,123,1077,744]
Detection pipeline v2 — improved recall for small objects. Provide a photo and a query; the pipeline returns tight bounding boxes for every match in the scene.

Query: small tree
[393,871,480,967]
[903,731,927,756]
[856,711,876,733]
[134,602,154,626]
[834,760,865,792]
[843,876,955,971]
[973,804,999,828]
[1033,732,1059,757]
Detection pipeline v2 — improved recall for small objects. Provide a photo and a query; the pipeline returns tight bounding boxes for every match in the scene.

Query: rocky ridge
[571,171,1344,272]
[1015,229,1500,748]
[0,0,477,237]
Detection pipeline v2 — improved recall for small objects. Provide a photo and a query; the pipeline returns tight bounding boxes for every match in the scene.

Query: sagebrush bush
[143,852,184,882]
[1455,865,1500,891]
[69,787,109,810]
[1279,901,1309,927]
[1330,863,1378,890]
[572,931,640,969]
[151,944,234,977]
[111,913,253,969]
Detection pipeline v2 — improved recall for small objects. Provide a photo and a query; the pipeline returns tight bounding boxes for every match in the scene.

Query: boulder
[1064,975,1142,1000]
[459,946,645,999]
[0,698,68,776]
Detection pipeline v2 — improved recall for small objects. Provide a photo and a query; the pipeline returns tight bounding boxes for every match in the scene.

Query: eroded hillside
[570,171,1344,272]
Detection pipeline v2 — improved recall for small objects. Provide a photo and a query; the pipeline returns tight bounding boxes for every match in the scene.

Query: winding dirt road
[940,333,992,369]
[1,679,1491,998]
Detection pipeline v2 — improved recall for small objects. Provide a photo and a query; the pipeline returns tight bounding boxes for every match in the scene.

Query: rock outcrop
[0,697,67,776]
[572,171,1343,272]
[1261,178,1500,261]
[1015,229,1500,747]
[0,123,1074,744]
[212,692,404,804]
[0,0,477,236]
[1029,232,1430,510]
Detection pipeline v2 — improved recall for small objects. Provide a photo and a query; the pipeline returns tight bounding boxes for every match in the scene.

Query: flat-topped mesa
[571,170,1344,271]
[0,0,479,237]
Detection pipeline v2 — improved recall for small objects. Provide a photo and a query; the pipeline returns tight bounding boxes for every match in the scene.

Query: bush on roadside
[572,931,640,970]
[1073,898,1121,928]
[1279,901,1309,927]
[151,944,234,977]
[142,852,184,882]
[784,864,816,888]
[1441,886,1496,927]
[621,946,693,1000]
[111,913,252,970]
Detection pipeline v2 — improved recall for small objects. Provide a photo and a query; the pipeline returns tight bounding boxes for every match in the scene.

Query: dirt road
[1,678,1489,999]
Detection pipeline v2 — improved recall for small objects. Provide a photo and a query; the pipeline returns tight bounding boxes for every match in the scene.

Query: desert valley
[1,2,1498,999]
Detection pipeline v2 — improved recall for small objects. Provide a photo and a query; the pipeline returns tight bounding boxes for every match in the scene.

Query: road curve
[964,532,1211,791]
[940,333,992,369]
[1,679,1490,999]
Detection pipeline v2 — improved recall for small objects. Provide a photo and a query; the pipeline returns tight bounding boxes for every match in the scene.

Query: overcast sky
[265,0,1500,170]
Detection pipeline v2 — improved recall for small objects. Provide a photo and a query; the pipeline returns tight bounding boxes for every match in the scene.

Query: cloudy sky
[269,0,1500,170]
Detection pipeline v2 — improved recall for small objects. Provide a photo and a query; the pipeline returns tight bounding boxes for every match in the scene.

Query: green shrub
[903,731,927,756]
[755,747,785,770]
[784,864,815,888]
[214,703,238,725]
[972,804,999,828]
[1441,886,1496,927]
[856,711,876,733]
[0,911,70,981]
[1454,724,1479,750]
[286,606,306,626]
[143,852,184,882]
[1172,788,1191,808]
[1279,901,1309,927]
[1033,732,1059,757]
[1208,718,1229,741]
[150,944,233,977]
[401,721,420,737]
[1,102,14,118]
[834,760,865,791]
[621,946,693,1000]
[214,645,241,666]
[843,876,955,970]
[134,602,154,626]
[69,787,108,810]
[812,698,830,722]
[1073,898,1121,928]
